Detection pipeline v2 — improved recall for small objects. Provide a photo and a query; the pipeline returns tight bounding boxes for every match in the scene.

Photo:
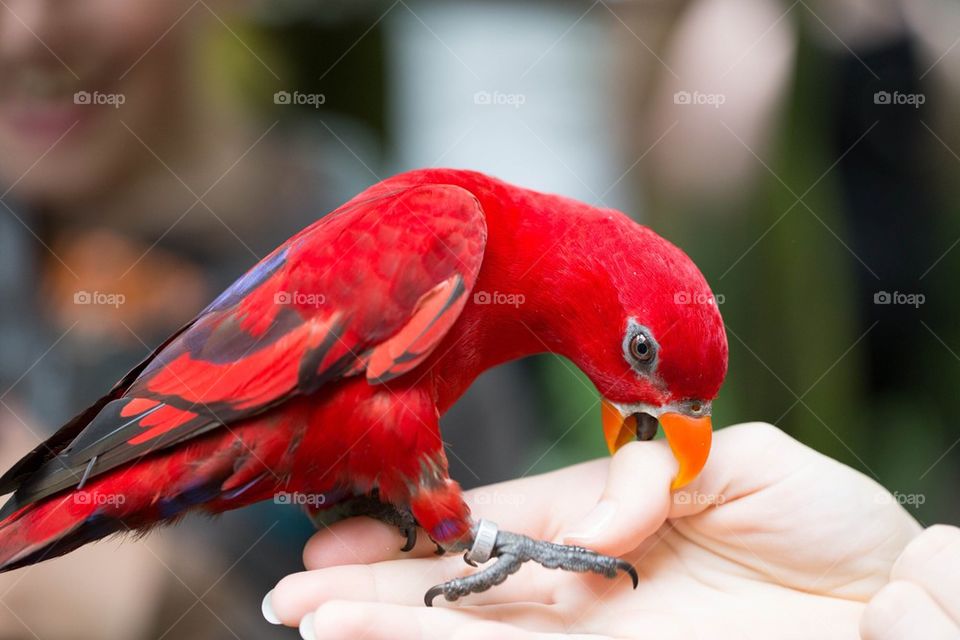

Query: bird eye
[629,333,654,364]
[622,320,658,371]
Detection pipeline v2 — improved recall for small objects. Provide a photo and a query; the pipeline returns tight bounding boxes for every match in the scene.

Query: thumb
[558,439,677,557]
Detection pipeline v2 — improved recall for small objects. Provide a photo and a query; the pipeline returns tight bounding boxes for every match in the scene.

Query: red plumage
[0,168,727,571]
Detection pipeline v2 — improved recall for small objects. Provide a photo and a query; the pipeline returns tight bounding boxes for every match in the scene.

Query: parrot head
[548,209,728,489]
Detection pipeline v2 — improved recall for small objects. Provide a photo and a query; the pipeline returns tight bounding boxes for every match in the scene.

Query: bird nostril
[635,412,659,441]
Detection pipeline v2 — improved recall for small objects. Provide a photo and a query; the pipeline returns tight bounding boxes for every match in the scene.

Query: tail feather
[0,417,296,573]
[0,498,124,571]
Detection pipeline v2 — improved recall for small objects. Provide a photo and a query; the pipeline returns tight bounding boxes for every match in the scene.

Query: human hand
[860,524,960,640]
[264,423,921,639]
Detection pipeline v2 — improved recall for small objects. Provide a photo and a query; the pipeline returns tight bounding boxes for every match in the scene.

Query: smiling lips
[0,66,103,143]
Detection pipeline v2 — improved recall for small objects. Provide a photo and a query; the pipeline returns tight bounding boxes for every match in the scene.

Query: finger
[304,517,438,570]
[450,620,559,640]
[667,422,803,519]
[464,457,611,539]
[670,423,920,600]
[302,600,565,640]
[269,556,555,624]
[559,439,676,557]
[890,525,960,624]
[303,599,468,640]
[860,580,959,640]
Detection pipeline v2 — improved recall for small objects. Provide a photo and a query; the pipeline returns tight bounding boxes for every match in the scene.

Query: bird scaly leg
[404,455,635,604]
[425,519,638,606]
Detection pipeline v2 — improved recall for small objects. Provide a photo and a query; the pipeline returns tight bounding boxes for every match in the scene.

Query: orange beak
[601,400,637,453]
[601,400,712,490]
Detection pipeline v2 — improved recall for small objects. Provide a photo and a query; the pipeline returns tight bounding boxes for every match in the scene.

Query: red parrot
[0,168,726,604]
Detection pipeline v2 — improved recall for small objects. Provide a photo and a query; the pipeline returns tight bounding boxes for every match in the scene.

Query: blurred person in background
[0,1,542,637]
[612,0,960,525]
[0,0,373,637]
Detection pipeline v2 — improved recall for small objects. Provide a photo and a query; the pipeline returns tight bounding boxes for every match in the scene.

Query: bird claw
[400,524,417,552]
[424,521,638,606]
[335,492,421,552]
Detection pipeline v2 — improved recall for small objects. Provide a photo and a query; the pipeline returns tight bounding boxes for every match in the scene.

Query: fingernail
[299,612,316,640]
[561,500,617,543]
[261,590,281,625]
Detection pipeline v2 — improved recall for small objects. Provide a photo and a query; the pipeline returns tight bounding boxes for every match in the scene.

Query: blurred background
[1,0,959,637]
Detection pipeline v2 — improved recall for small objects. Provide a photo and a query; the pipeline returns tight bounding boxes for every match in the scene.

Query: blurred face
[0,0,202,205]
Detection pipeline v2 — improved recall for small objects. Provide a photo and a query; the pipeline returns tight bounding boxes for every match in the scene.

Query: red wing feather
[0,182,486,517]
[366,274,468,383]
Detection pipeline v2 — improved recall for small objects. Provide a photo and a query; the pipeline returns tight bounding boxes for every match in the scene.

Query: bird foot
[332,491,420,552]
[425,519,638,606]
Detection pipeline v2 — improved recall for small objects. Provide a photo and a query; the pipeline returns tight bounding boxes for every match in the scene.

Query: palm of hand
[269,424,920,640]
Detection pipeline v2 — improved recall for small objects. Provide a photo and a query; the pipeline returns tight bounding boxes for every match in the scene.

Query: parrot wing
[0,184,487,516]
